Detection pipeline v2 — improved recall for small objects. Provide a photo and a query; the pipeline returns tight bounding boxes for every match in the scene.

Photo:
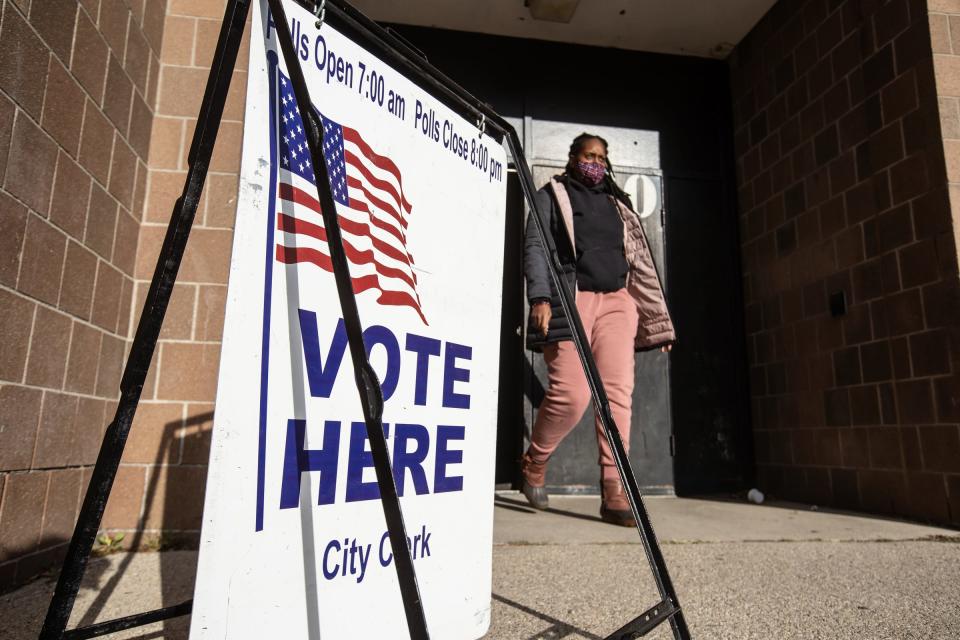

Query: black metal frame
[39,0,691,638]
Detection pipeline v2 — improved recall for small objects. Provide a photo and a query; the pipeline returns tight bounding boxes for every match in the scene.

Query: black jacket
[524,176,676,352]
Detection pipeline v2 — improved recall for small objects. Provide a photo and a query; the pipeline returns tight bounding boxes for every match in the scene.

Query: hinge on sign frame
[669,434,676,457]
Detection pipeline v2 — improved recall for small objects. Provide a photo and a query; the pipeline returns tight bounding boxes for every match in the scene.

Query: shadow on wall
[99,410,212,635]
[0,412,211,638]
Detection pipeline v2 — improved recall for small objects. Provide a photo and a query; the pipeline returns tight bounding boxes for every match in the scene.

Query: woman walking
[522,133,675,526]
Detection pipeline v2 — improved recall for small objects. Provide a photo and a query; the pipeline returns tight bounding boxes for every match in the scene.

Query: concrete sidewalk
[2,495,958,639]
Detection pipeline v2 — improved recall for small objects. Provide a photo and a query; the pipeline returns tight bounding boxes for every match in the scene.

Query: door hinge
[669,434,676,457]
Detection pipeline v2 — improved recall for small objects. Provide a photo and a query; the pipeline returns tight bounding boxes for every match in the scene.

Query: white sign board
[191,1,507,637]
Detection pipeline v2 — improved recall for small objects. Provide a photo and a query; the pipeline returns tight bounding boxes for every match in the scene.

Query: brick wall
[730,0,960,525]
[105,0,247,546]
[0,0,166,587]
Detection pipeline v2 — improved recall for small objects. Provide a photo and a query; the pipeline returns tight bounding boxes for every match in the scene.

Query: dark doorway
[494,168,526,486]
[386,23,754,494]
[666,176,753,494]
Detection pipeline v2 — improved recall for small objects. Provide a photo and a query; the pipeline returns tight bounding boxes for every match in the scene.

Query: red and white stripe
[275,130,426,324]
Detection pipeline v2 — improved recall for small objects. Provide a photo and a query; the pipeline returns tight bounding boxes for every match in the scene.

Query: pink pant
[528,289,639,483]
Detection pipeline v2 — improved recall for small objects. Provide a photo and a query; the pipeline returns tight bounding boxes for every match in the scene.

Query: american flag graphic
[273,70,426,324]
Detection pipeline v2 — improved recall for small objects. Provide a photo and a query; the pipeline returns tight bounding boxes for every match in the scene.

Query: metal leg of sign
[264,1,431,639]
[37,1,252,638]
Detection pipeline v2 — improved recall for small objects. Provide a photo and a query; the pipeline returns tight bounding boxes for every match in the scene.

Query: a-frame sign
[39,1,692,638]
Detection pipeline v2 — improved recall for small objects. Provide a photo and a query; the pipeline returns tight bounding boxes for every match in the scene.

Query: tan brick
[130,278,194,341]
[167,0,226,19]
[101,465,144,530]
[0,3,50,120]
[18,214,67,306]
[124,23,151,94]
[930,1,960,13]
[222,69,247,122]
[128,92,152,160]
[95,332,125,398]
[118,274,133,337]
[146,52,160,108]
[49,152,92,239]
[142,0,166,52]
[157,65,208,117]
[950,16,960,55]
[236,18,250,69]
[41,57,85,157]
[75,396,107,465]
[9,0,30,16]
[64,322,102,394]
[134,223,164,279]
[0,191,28,287]
[142,465,206,530]
[113,210,139,277]
[162,15,196,66]
[129,159,145,220]
[78,102,114,186]
[0,93,15,185]
[203,173,238,228]
[945,139,960,182]
[0,385,42,470]
[124,402,182,464]
[156,342,221,401]
[40,468,82,546]
[80,0,99,21]
[196,285,226,341]
[109,136,137,210]
[103,54,133,137]
[92,261,124,332]
[98,0,131,58]
[194,17,220,67]
[0,292,35,385]
[4,112,58,215]
[147,117,184,171]
[127,0,145,26]
[932,14,953,54]
[0,471,48,561]
[30,0,79,63]
[179,118,196,166]
[71,8,109,102]
[181,403,213,464]
[938,97,960,139]
[85,183,118,261]
[25,306,71,389]
[209,120,242,173]
[33,392,80,468]
[180,227,233,283]
[145,170,186,222]
[934,54,960,97]
[58,241,98,320]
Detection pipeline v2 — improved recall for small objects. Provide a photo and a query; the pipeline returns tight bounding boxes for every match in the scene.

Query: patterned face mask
[576,160,606,186]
